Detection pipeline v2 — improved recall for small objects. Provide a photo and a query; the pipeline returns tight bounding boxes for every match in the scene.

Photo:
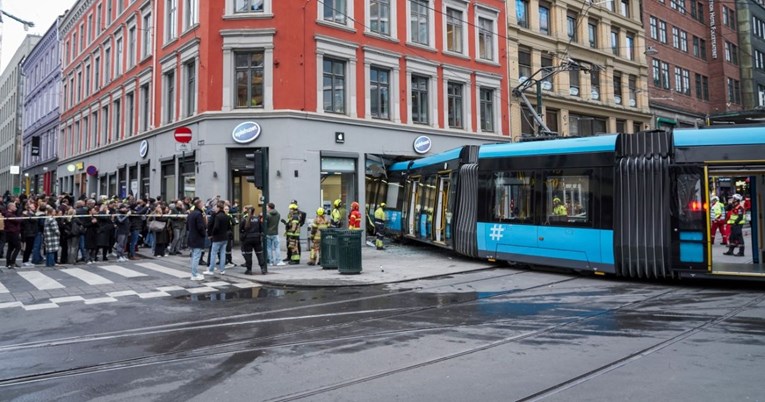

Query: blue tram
[384,127,765,280]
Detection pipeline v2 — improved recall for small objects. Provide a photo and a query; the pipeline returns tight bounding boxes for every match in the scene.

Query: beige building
[507,0,652,139]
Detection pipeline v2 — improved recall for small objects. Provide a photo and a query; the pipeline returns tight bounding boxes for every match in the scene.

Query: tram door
[434,174,451,244]
[405,177,420,236]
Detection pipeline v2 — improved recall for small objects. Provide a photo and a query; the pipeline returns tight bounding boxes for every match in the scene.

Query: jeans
[78,234,87,261]
[31,232,44,264]
[129,229,140,258]
[190,248,203,277]
[266,235,280,265]
[208,241,227,273]
[46,252,56,267]
[115,234,128,259]
[170,227,182,253]
[6,232,21,267]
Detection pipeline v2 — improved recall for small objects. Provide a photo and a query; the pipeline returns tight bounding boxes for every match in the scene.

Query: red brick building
[643,0,742,129]
[57,0,509,217]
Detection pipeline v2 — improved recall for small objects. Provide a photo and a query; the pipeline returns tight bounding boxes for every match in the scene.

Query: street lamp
[644,46,659,56]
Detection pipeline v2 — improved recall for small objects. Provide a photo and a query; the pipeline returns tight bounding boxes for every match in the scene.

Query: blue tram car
[385,127,765,280]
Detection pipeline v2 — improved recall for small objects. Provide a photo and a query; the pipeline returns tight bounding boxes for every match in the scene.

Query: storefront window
[321,157,357,221]
[140,162,150,199]
[161,161,175,201]
[118,166,127,198]
[129,165,138,197]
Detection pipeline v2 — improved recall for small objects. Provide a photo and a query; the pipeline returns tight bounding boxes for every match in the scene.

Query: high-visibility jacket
[374,207,386,223]
[727,205,746,225]
[349,210,361,229]
[711,202,725,221]
[553,205,567,216]
[286,213,301,237]
[310,216,329,240]
[331,208,342,228]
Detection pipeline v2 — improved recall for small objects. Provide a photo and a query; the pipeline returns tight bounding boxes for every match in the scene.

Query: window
[164,70,175,122]
[611,28,619,55]
[115,37,123,76]
[410,0,429,45]
[113,99,121,142]
[567,12,577,42]
[118,0,125,14]
[323,58,346,114]
[370,67,390,119]
[695,73,709,101]
[84,64,91,97]
[140,13,153,60]
[699,38,706,59]
[569,114,607,137]
[616,119,625,134]
[102,105,110,145]
[479,88,494,133]
[590,70,600,100]
[759,85,765,107]
[569,69,580,97]
[674,67,682,94]
[446,8,463,53]
[235,51,264,108]
[88,14,94,43]
[92,111,99,147]
[545,174,590,224]
[324,0,347,24]
[73,33,78,56]
[626,33,634,60]
[107,0,113,25]
[613,73,622,104]
[620,0,629,17]
[80,26,85,52]
[518,47,531,79]
[541,55,553,90]
[679,30,688,52]
[492,171,533,223]
[725,42,738,65]
[140,83,150,131]
[478,17,494,60]
[588,20,598,48]
[126,92,134,136]
[756,50,765,70]
[722,7,735,29]
[447,81,464,129]
[97,4,103,31]
[539,4,550,35]
[649,17,658,40]
[658,21,667,44]
[411,75,429,124]
[628,75,637,107]
[166,0,177,42]
[128,26,136,68]
[370,0,390,35]
[517,0,529,28]
[661,61,670,90]
[727,78,741,104]
[76,70,82,102]
[690,1,704,22]
[670,0,686,13]
[235,0,264,13]
[672,26,679,49]
[184,0,198,29]
[93,56,101,91]
[185,60,196,116]
[546,109,558,133]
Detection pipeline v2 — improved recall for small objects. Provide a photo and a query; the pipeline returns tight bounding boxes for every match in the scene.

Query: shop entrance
[320,157,357,223]
[230,148,267,217]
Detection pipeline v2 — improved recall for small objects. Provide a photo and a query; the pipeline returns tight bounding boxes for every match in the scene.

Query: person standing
[168,201,185,255]
[348,202,361,230]
[307,207,329,266]
[206,201,230,274]
[186,198,207,280]
[21,203,39,266]
[266,203,283,266]
[43,207,60,267]
[286,205,301,265]
[150,205,170,257]
[224,204,238,268]
[3,202,21,269]
[709,195,727,245]
[114,205,131,262]
[240,206,267,275]
[64,209,80,264]
[96,205,114,262]
[331,199,343,228]
[84,207,100,264]
[724,194,746,257]
[374,203,387,250]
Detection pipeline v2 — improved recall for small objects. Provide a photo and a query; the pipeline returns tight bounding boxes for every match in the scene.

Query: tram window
[493,171,533,223]
[545,174,590,225]
[677,174,703,226]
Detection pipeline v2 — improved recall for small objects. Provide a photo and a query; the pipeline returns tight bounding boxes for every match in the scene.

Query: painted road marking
[61,268,114,285]
[157,286,185,292]
[83,297,118,305]
[204,281,231,288]
[233,282,261,289]
[17,271,65,290]
[98,265,148,278]
[22,302,59,311]
[0,301,23,309]
[186,286,218,294]
[0,280,8,294]
[50,296,85,303]
[107,290,139,298]
[135,262,188,278]
[137,291,170,299]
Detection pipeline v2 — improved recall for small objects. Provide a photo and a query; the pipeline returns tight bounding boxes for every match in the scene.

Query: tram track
[0,272,578,387]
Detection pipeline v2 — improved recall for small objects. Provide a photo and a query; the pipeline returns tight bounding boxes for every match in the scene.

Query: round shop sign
[413,135,432,154]
[139,140,149,159]
[232,121,262,144]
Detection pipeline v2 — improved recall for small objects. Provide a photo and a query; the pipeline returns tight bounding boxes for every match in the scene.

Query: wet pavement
[1,264,764,401]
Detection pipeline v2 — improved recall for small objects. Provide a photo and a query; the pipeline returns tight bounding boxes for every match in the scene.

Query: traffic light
[244,152,263,188]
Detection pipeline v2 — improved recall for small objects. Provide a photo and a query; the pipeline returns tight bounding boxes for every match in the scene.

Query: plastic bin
[319,228,339,269]
[337,230,363,274]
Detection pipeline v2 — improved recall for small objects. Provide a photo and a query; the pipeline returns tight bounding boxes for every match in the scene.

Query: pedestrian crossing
[0,261,261,312]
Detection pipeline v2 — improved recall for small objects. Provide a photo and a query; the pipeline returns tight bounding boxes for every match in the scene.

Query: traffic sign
[9,165,20,175]
[176,143,192,153]
[174,127,192,143]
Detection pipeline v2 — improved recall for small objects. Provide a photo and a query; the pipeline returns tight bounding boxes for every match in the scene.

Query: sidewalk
[142,241,498,287]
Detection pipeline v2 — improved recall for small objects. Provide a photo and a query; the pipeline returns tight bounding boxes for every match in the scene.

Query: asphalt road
[1,267,763,402]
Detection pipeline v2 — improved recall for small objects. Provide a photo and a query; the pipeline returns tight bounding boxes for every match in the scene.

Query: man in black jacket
[128,200,149,260]
[205,201,230,275]
[240,205,267,275]
[187,198,208,280]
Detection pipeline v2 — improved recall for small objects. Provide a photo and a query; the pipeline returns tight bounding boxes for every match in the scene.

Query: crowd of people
[0,191,387,280]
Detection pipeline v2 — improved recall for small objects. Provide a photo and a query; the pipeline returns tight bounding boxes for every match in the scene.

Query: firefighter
[724,194,746,257]
[308,208,329,266]
[553,197,567,216]
[284,203,301,264]
[348,202,362,230]
[331,199,344,228]
[374,203,386,250]
[709,195,727,245]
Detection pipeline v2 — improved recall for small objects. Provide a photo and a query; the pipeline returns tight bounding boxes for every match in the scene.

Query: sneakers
[202,270,215,275]
[190,274,205,281]
[225,263,236,268]
[219,271,226,275]
[276,261,287,266]
[117,257,128,263]
[22,262,33,267]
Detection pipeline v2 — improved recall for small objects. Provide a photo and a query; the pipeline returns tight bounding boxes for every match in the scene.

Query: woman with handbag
[150,205,170,257]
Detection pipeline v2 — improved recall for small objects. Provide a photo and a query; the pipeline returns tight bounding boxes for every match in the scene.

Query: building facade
[0,35,41,194]
[56,0,509,221]
[737,0,765,109]
[643,0,743,129]
[21,20,62,196]
[507,0,652,138]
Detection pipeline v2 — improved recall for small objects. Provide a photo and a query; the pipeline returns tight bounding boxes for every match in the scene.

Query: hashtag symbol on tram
[489,224,505,241]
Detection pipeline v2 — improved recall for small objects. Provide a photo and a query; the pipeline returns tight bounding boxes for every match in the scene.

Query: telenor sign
[232,121,262,144]
[139,140,149,158]
[413,135,432,154]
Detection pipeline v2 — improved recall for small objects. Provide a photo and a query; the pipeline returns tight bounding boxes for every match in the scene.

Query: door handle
[538,236,544,241]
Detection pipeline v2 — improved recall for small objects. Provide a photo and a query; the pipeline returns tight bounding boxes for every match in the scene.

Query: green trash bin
[338,230,363,274]
[320,228,340,269]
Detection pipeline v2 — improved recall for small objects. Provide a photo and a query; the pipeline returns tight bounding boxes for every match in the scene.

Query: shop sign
[232,121,262,144]
[86,165,98,176]
[139,140,149,158]
[709,1,717,59]
[413,136,432,154]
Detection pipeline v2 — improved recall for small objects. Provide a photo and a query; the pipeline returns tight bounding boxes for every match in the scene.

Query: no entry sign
[174,127,192,143]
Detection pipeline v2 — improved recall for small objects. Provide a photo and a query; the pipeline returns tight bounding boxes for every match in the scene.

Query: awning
[656,117,677,126]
